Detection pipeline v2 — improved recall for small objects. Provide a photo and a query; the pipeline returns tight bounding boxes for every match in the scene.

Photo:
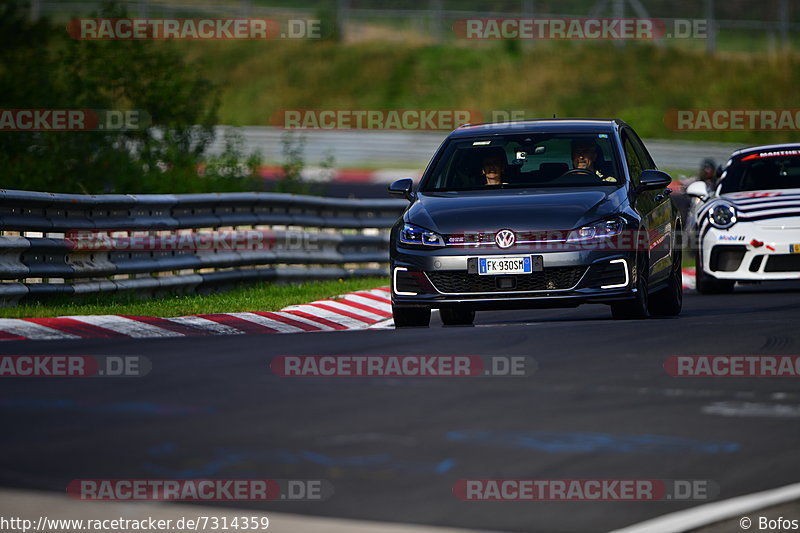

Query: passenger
[682,158,718,200]
[571,139,616,182]
[481,149,508,185]
[694,158,718,191]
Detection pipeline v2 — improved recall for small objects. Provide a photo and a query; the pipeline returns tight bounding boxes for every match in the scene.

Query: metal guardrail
[0,189,406,306]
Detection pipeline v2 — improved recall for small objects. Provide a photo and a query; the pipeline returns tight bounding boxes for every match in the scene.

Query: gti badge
[495,229,516,249]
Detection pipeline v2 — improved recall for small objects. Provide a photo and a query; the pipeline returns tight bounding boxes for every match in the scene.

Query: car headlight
[567,218,625,243]
[708,203,737,229]
[399,223,445,247]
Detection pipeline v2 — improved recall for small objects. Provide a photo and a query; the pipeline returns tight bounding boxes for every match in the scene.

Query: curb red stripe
[65,315,183,338]
[307,303,375,323]
[271,311,336,331]
[351,291,391,304]
[167,316,244,336]
[682,268,696,290]
[332,298,391,317]
[335,169,377,182]
[228,312,304,333]
[341,294,392,312]
[22,317,127,338]
[119,315,209,336]
[251,312,323,332]
[282,310,348,330]
[195,314,277,334]
[0,319,80,340]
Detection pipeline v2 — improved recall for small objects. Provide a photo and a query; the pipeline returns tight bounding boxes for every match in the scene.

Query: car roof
[448,118,627,138]
[729,143,800,160]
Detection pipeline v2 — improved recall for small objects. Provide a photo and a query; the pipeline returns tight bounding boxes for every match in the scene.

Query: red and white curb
[0,288,393,342]
[682,267,696,290]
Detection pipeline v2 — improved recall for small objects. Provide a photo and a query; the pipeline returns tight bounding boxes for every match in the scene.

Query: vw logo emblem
[495,229,516,249]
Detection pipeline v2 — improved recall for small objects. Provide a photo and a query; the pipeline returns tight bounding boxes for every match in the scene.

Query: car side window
[627,129,655,170]
[622,133,644,187]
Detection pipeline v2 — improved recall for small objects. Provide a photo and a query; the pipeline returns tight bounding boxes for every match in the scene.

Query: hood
[407,188,626,234]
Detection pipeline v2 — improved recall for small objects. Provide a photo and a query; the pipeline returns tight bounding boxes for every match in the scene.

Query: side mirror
[388,178,415,201]
[685,180,710,200]
[637,169,672,192]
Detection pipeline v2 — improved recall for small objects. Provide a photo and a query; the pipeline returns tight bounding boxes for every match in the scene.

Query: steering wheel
[558,168,597,178]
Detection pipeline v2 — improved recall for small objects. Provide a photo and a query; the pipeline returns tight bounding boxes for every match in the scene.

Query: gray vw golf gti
[388,119,683,327]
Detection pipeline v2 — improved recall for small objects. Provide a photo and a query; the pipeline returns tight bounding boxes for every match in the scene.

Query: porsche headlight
[567,218,625,243]
[708,203,737,229]
[399,223,445,247]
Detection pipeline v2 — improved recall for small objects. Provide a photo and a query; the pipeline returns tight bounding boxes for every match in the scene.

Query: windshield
[719,151,800,194]
[420,133,623,192]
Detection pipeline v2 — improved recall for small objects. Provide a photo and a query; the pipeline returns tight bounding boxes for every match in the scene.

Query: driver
[571,139,616,183]
[481,149,508,186]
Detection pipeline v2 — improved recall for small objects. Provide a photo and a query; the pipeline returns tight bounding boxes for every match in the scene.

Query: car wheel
[695,251,735,294]
[648,247,683,317]
[611,257,649,320]
[392,305,431,327]
[440,306,475,326]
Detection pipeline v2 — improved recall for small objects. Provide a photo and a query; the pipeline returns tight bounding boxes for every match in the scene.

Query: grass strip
[0,277,390,319]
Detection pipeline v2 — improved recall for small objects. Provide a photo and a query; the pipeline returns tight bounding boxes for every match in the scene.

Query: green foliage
[276,131,311,194]
[0,1,261,194]
[202,39,800,146]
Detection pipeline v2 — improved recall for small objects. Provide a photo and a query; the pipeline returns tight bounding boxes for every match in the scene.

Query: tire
[695,251,735,294]
[611,257,649,320]
[392,305,431,327]
[440,306,475,326]
[648,247,683,317]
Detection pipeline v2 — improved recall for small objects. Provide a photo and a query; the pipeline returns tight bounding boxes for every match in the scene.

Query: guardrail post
[778,0,789,50]
[336,0,349,42]
[704,0,716,54]
[29,0,41,21]
[430,0,443,43]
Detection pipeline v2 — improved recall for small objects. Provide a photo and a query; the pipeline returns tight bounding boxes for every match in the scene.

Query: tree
[0,1,260,193]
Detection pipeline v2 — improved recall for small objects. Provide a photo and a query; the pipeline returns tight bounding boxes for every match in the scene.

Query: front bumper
[701,222,800,281]
[391,247,638,309]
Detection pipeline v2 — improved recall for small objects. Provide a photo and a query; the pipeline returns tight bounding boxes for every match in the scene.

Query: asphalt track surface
[2,283,800,532]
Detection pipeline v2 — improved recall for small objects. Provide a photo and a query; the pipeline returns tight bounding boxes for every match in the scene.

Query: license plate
[478,256,532,275]
[791,244,800,253]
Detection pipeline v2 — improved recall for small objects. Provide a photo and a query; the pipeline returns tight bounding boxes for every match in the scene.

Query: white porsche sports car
[687,143,800,294]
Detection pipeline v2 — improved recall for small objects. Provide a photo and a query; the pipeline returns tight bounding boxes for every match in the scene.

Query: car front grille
[764,254,800,273]
[426,267,586,294]
[710,245,746,272]
[585,261,627,289]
